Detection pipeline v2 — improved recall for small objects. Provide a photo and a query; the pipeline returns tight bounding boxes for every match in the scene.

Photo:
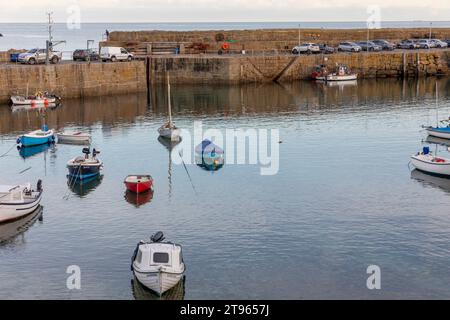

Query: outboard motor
[151,231,165,243]
[82,147,91,159]
[92,149,100,158]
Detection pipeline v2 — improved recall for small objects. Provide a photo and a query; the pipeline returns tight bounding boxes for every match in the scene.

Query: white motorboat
[131,232,185,296]
[410,147,450,177]
[158,75,181,141]
[0,180,43,224]
[57,131,92,144]
[10,92,61,106]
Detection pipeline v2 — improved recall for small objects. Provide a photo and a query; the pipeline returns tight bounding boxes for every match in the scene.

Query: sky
[0,0,449,23]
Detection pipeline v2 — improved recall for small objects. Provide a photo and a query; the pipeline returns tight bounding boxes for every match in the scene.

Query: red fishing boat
[124,175,153,194]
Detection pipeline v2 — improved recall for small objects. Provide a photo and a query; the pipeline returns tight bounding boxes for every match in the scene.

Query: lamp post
[87,40,94,62]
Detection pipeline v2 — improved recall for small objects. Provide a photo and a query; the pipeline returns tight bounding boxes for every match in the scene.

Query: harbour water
[0,78,450,299]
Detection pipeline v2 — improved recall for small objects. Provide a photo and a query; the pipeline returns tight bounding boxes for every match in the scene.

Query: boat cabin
[134,242,184,273]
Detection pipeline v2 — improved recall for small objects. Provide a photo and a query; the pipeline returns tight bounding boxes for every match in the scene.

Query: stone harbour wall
[0,61,146,104]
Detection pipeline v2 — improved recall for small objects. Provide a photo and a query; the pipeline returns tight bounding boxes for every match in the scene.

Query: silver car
[292,43,320,55]
[430,39,448,48]
[18,48,62,64]
[337,42,362,52]
[417,39,435,49]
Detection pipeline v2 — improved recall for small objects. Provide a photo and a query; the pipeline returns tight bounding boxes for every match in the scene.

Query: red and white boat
[124,175,153,194]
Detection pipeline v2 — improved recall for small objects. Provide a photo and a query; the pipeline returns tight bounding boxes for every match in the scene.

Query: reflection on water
[0,77,450,299]
[124,190,154,208]
[0,206,43,244]
[411,169,450,193]
[69,175,104,198]
[131,276,185,300]
[18,143,55,159]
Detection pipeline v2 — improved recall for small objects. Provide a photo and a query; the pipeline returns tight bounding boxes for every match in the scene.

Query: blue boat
[17,125,55,147]
[67,148,103,181]
[195,139,224,171]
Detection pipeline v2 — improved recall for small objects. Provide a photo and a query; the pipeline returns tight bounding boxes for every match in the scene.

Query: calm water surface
[0,78,450,299]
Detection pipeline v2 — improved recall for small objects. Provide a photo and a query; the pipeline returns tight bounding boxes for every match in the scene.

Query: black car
[73,49,100,61]
[372,39,395,51]
[318,43,335,54]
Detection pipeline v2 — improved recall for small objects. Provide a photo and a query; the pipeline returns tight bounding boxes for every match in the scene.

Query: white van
[100,47,133,62]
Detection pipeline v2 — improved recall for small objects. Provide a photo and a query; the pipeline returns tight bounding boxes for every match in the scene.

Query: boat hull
[57,133,91,144]
[426,128,450,140]
[19,132,55,147]
[134,270,184,296]
[325,74,358,81]
[125,181,152,194]
[411,156,450,177]
[158,127,181,141]
[67,164,102,180]
[0,193,42,224]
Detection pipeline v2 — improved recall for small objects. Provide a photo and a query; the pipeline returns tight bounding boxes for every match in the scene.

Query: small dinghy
[124,175,153,194]
[410,147,450,177]
[424,119,450,140]
[10,92,61,106]
[57,131,92,144]
[0,180,43,224]
[131,232,185,296]
[17,125,55,147]
[67,147,103,181]
[195,139,224,171]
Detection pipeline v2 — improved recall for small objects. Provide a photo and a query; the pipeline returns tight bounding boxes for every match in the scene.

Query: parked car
[430,39,448,48]
[397,39,420,49]
[372,39,395,51]
[17,48,62,65]
[318,43,335,54]
[337,42,362,52]
[292,43,320,55]
[416,39,435,49]
[357,41,382,52]
[445,39,450,46]
[73,49,100,61]
[100,47,133,62]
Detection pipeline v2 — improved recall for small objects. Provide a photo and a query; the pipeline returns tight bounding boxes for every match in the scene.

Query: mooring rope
[0,143,17,158]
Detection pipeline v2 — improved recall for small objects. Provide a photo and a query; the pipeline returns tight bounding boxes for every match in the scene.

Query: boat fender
[16,138,21,144]
[37,179,43,192]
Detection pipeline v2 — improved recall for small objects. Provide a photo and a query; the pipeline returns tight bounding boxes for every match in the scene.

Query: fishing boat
[195,139,224,171]
[57,131,92,144]
[410,147,450,177]
[0,180,43,224]
[131,232,185,296]
[315,64,357,82]
[17,125,55,147]
[124,175,153,194]
[158,75,181,141]
[10,92,61,106]
[67,147,103,181]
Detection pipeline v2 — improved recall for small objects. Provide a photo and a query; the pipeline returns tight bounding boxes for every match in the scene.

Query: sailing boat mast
[167,74,173,126]
[435,81,439,127]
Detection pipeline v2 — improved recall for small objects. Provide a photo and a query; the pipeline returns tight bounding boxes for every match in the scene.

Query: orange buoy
[222,42,230,50]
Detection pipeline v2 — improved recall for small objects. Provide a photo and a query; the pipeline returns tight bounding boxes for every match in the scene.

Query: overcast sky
[0,0,449,23]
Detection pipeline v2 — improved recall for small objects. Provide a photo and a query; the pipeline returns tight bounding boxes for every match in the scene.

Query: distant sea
[1,21,450,52]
